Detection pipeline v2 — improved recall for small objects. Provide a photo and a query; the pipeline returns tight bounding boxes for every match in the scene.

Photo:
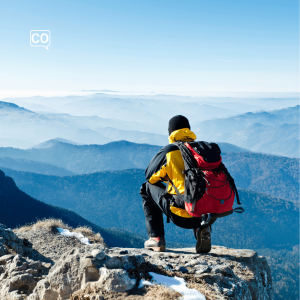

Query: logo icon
[30,30,51,50]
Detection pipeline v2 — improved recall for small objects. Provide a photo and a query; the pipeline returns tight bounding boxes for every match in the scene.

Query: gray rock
[27,260,42,271]
[0,254,14,262]
[91,249,106,261]
[27,268,38,275]
[185,259,200,267]
[28,279,58,300]
[105,254,144,271]
[108,246,275,300]
[195,266,211,275]
[98,267,136,292]
[0,221,275,300]
[175,266,188,273]
[29,247,106,300]
[2,273,37,296]
[42,262,52,269]
[0,225,24,256]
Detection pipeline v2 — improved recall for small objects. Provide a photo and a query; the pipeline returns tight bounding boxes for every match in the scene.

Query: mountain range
[193,106,299,157]
[0,140,298,202]
[0,93,298,300]
[6,93,299,125]
[0,101,162,147]
[0,96,299,158]
[0,169,144,248]
[0,165,298,300]
[2,167,298,251]
[0,157,75,176]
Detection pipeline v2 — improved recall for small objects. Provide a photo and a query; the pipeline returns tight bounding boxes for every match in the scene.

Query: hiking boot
[144,236,165,252]
[194,227,211,253]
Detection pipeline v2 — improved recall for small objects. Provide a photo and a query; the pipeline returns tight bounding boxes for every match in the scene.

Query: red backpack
[169,141,244,225]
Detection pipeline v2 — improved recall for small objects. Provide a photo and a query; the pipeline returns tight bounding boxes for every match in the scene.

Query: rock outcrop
[0,222,274,300]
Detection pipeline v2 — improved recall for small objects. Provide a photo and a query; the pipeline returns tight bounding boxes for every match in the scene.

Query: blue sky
[0,0,298,94]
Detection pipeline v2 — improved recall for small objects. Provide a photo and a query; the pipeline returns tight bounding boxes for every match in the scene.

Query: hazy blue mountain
[4,94,299,142]
[0,141,298,202]
[3,167,298,251]
[194,105,299,131]
[222,123,299,158]
[96,127,168,146]
[0,141,159,173]
[0,138,35,149]
[5,93,299,112]
[6,100,59,113]
[193,106,299,157]
[58,95,238,129]
[2,98,298,155]
[0,140,250,174]
[0,101,179,147]
[0,157,75,176]
[0,101,111,146]
[43,112,151,133]
[9,93,298,125]
[34,138,81,148]
[0,169,145,248]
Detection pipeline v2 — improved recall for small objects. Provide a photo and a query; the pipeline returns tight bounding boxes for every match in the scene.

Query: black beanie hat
[168,115,190,135]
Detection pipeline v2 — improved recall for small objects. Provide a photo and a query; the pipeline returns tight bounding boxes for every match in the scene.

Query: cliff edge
[0,221,274,300]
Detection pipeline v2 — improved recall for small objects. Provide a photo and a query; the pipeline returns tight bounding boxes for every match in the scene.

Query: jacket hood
[168,128,196,144]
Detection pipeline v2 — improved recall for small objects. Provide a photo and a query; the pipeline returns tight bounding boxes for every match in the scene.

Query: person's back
[141,115,242,253]
[140,115,215,253]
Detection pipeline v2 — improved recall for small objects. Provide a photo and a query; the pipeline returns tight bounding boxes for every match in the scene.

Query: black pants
[140,181,216,237]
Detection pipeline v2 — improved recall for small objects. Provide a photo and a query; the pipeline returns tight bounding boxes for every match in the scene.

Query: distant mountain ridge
[33,138,81,149]
[2,167,298,251]
[0,101,29,111]
[194,105,299,128]
[0,157,75,176]
[0,139,250,173]
[0,140,298,202]
[193,105,299,158]
[0,101,111,146]
[0,101,174,147]
[95,127,168,146]
[1,99,298,158]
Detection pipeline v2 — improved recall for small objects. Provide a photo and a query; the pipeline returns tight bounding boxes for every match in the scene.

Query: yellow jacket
[145,128,197,218]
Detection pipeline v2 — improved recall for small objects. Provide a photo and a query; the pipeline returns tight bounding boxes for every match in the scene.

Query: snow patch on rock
[139,272,206,300]
[57,227,90,245]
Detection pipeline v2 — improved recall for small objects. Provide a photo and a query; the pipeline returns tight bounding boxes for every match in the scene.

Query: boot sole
[145,246,165,252]
[196,227,211,253]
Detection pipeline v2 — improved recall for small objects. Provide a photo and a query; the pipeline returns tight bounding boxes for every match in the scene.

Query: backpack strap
[218,163,241,205]
[174,141,197,170]
[167,178,184,202]
[163,179,182,223]
[233,207,244,213]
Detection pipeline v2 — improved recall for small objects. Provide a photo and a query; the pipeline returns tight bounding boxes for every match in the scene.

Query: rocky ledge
[0,221,274,300]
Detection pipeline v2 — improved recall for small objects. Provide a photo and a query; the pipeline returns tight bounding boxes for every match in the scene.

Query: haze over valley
[0,93,298,157]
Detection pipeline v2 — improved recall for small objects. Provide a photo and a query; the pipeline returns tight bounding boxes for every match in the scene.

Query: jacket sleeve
[145,148,167,184]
